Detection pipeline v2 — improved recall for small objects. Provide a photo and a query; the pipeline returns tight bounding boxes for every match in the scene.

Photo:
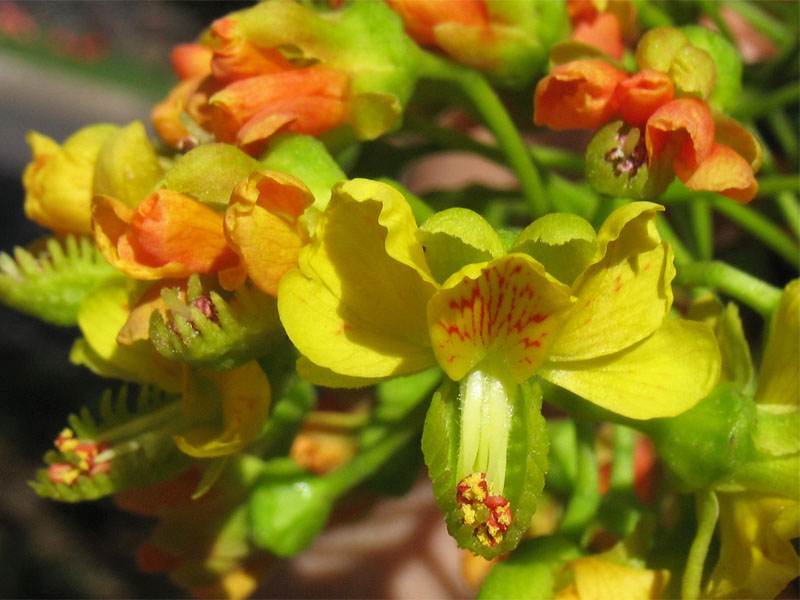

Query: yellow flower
[23,124,119,235]
[278,179,720,420]
[555,557,670,600]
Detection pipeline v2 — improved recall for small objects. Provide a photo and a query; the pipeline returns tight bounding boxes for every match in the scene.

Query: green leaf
[478,535,583,599]
[422,379,548,559]
[149,275,283,370]
[93,121,163,207]
[161,143,261,208]
[418,208,505,285]
[0,235,122,326]
[30,386,192,502]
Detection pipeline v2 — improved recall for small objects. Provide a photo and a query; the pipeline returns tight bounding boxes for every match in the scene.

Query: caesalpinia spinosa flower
[152,0,420,155]
[277,178,720,549]
[534,26,761,202]
[385,0,566,86]
[567,0,638,60]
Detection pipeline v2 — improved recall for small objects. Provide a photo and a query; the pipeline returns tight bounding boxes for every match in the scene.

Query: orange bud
[170,43,213,80]
[614,69,674,127]
[385,0,488,46]
[645,97,715,170]
[210,17,292,82]
[571,12,625,60]
[675,142,758,203]
[534,60,629,131]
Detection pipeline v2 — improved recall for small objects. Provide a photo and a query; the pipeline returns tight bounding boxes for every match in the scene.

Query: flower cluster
[1,1,797,598]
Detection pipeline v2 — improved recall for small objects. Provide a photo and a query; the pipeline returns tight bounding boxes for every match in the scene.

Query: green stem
[690,199,714,261]
[559,420,601,538]
[658,215,695,266]
[735,83,800,120]
[767,110,799,163]
[681,490,720,600]
[675,261,783,317]
[609,425,636,493]
[417,52,551,217]
[757,175,800,197]
[95,400,183,445]
[776,191,800,239]
[709,195,800,265]
[631,0,674,28]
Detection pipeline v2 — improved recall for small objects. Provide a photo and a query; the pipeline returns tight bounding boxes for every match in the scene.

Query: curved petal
[175,361,271,458]
[427,254,574,383]
[95,190,238,280]
[675,142,758,204]
[225,170,314,296]
[614,69,674,128]
[210,17,291,81]
[385,0,488,46]
[756,279,799,406]
[540,319,721,420]
[170,43,213,81]
[645,97,715,170]
[534,60,628,131]
[571,13,625,60]
[551,203,674,361]
[150,77,205,150]
[563,557,670,600]
[278,179,438,381]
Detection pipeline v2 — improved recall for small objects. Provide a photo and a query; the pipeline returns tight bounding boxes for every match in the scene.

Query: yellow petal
[558,557,670,600]
[175,361,271,458]
[705,494,800,599]
[540,319,720,419]
[278,179,438,381]
[224,170,314,296]
[73,278,181,392]
[755,279,799,406]
[24,125,119,235]
[551,202,674,361]
[427,254,574,382]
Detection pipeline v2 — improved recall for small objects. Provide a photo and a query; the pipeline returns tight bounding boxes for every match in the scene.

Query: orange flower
[92,189,242,283]
[534,60,628,130]
[567,0,637,60]
[613,69,674,127]
[645,97,716,171]
[674,142,759,203]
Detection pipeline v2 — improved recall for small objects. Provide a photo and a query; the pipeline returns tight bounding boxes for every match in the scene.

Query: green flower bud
[635,27,691,73]
[669,44,717,101]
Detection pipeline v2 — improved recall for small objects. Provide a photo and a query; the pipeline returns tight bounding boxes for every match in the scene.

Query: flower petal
[614,69,674,128]
[93,191,239,280]
[385,0,488,46]
[675,142,758,204]
[756,280,799,406]
[534,60,628,131]
[571,13,625,60]
[427,254,574,383]
[170,43,213,80]
[561,556,670,600]
[225,170,314,296]
[540,319,720,419]
[551,203,674,361]
[278,179,438,382]
[175,361,271,458]
[645,97,715,170]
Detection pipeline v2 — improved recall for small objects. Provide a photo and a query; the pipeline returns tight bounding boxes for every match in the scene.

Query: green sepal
[30,386,192,502]
[643,382,757,491]
[668,44,716,101]
[586,120,674,199]
[92,121,163,208]
[681,25,742,113]
[635,27,691,73]
[477,535,583,600]
[752,404,800,458]
[511,213,597,286]
[259,133,346,212]
[422,379,548,559]
[149,275,283,370]
[161,143,261,208]
[417,208,505,285]
[0,235,122,326]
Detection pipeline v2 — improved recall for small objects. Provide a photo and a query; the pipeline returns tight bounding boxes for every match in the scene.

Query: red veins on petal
[614,69,674,128]
[429,256,572,382]
[534,60,629,131]
[675,142,759,203]
[645,97,715,170]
